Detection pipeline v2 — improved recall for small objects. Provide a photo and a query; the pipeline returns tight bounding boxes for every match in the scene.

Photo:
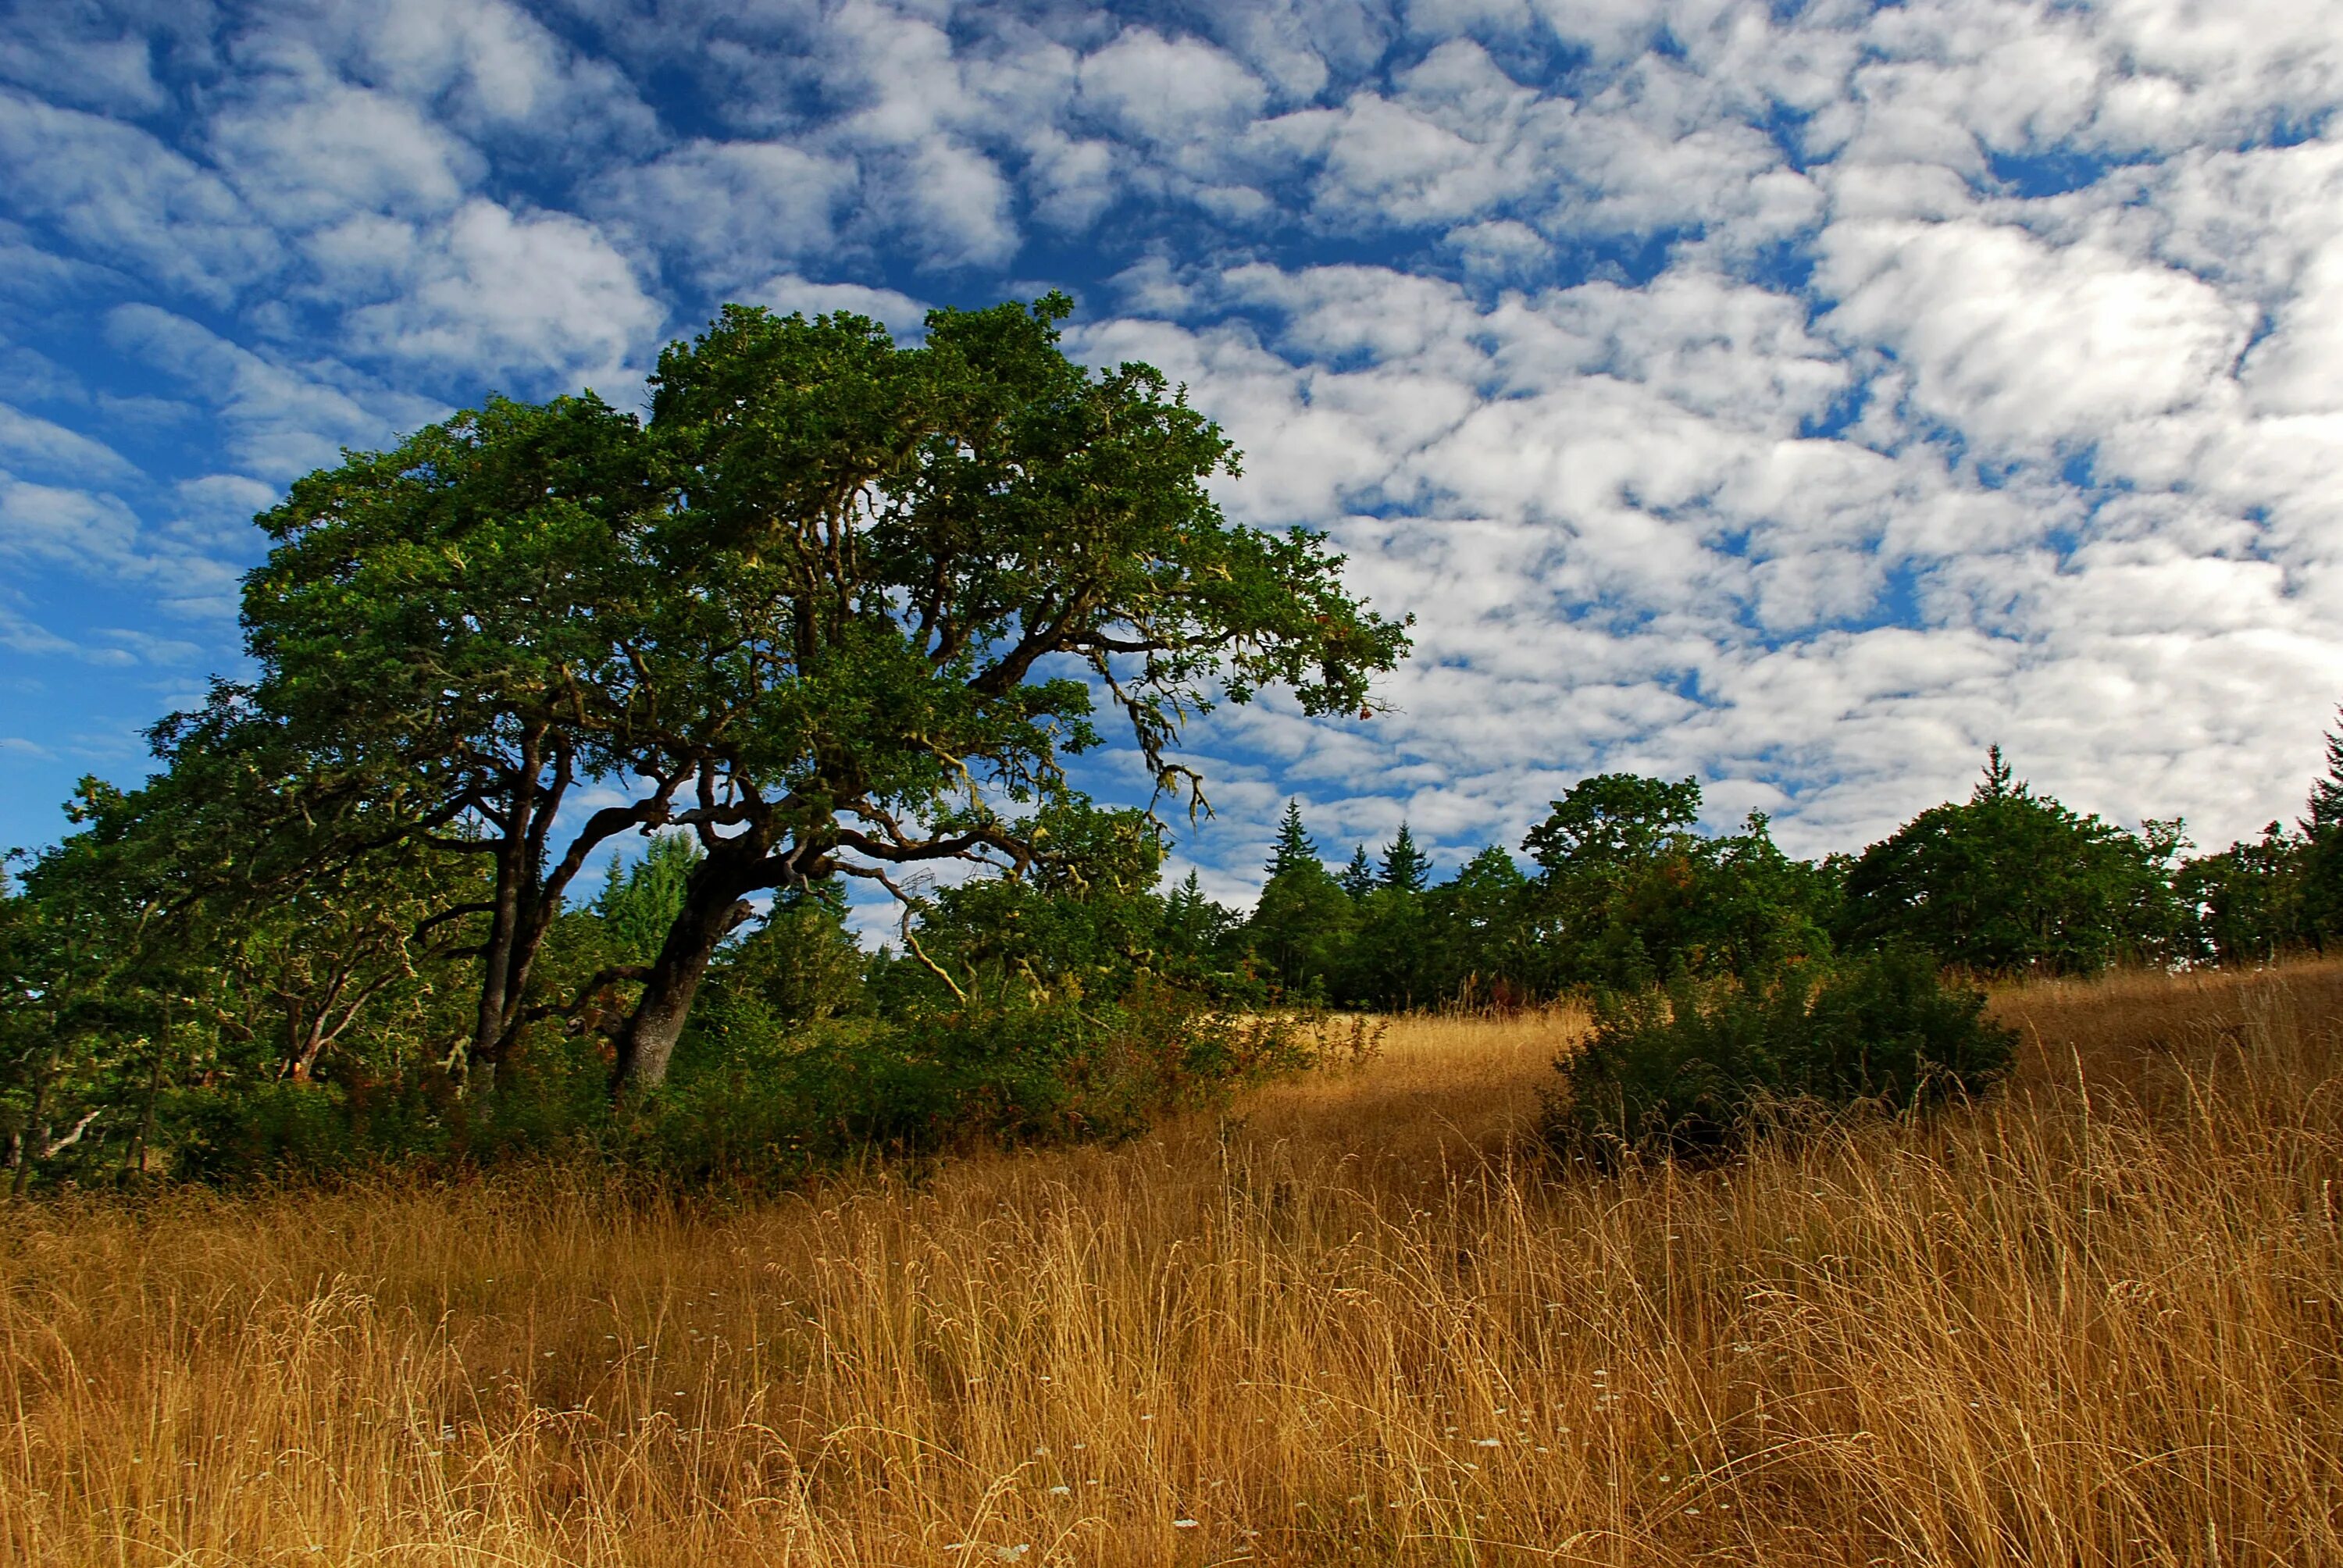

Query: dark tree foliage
[1345,885,1431,1010]
[19,284,2343,1191]
[1246,804,1355,1000]
[2306,713,2343,836]
[1159,871,1243,976]
[238,394,666,1083]
[1379,822,1431,894]
[1,294,1414,1187]
[1265,801,1322,880]
[2176,821,2307,965]
[1523,774,1702,873]
[594,835,703,968]
[1550,948,2015,1160]
[1420,846,1539,1009]
[2298,712,2343,946]
[1524,775,1835,992]
[1837,749,2182,976]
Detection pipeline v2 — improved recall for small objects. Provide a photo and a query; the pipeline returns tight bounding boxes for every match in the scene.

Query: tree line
[1234,739,2342,1011]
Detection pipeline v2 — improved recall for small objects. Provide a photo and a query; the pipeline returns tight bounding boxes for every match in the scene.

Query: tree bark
[608,855,757,1097]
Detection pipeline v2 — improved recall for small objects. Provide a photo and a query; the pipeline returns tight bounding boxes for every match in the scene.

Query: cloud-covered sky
[5,0,2342,902]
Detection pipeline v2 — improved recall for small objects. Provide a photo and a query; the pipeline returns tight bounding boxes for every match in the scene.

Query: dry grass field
[6,963,2343,1565]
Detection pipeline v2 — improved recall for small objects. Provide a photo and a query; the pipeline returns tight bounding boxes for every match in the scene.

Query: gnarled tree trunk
[608,853,757,1097]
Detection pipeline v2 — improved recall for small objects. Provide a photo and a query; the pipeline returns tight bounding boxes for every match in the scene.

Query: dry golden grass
[7,968,2343,1565]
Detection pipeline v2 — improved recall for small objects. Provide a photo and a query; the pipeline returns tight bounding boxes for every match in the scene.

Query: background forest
[3,295,2338,1188]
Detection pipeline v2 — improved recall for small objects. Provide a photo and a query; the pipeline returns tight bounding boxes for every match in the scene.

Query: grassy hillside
[5,964,2341,1564]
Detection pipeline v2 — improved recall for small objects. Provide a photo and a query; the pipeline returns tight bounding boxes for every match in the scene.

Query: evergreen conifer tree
[2305,713,2343,835]
[1339,845,1377,900]
[1380,821,1430,894]
[2298,711,2343,945]
[1248,800,1353,996]
[1265,800,1320,878]
[1975,744,2020,801]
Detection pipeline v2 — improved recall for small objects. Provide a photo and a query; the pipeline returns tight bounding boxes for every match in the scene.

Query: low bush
[1548,946,2015,1159]
[642,978,1314,1181]
[162,975,1318,1187]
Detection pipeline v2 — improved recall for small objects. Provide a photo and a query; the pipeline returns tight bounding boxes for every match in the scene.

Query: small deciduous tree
[1521,775,1830,991]
[1837,748,2180,976]
[2177,821,2306,965]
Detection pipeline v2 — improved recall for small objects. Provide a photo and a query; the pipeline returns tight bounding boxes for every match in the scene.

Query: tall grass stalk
[4,970,2340,1564]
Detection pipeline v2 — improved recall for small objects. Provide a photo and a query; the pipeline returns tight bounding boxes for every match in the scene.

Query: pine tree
[2299,710,2343,946]
[1972,744,2021,802]
[2305,711,2343,835]
[1380,821,1430,894]
[1265,800,1320,879]
[1339,845,1377,900]
[594,832,703,964]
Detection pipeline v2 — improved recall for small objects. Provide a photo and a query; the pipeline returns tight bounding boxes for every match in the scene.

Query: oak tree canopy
[228,294,1410,1092]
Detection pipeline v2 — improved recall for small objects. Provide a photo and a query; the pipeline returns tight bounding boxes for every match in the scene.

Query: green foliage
[2176,822,2309,964]
[1345,885,1432,1009]
[240,394,666,1076]
[647,982,1310,1181]
[1838,749,2181,976]
[1159,871,1243,975]
[645,818,1291,1181]
[22,291,2343,1195]
[1250,861,1355,1002]
[1524,774,1703,873]
[1418,846,1541,1009]
[593,835,704,966]
[1525,776,1836,992]
[1379,822,1430,894]
[1549,949,2016,1159]
[2295,713,2343,949]
[198,294,1407,1099]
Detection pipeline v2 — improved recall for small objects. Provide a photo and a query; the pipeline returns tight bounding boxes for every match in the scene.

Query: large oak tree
[233,295,1409,1094]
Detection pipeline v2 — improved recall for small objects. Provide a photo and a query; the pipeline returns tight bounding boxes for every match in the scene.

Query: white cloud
[0,404,138,484]
[5,0,2343,875]
[294,0,655,144]
[0,89,271,303]
[1079,29,1268,144]
[104,304,436,476]
[0,472,143,576]
[749,275,930,337]
[1817,218,2252,453]
[341,199,662,383]
[594,139,853,288]
[897,137,1019,269]
[0,9,170,116]
[208,71,479,228]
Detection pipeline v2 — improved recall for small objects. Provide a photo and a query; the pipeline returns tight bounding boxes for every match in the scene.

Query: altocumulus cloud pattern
[2,0,2341,900]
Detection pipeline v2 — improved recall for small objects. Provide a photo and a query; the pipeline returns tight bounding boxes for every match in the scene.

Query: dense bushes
[647,983,1311,1181]
[126,814,1305,1186]
[1546,948,2016,1159]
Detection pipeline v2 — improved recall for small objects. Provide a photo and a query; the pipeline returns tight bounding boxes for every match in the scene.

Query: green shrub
[635,978,1314,1182]
[1548,947,2015,1159]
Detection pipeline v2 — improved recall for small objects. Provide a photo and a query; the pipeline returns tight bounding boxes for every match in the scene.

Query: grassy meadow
[5,963,2341,1565]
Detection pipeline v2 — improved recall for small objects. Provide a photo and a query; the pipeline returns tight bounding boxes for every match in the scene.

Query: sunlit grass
[5,966,2341,1563]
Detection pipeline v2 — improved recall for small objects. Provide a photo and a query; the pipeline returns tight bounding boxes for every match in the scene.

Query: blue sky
[5,0,2343,907]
